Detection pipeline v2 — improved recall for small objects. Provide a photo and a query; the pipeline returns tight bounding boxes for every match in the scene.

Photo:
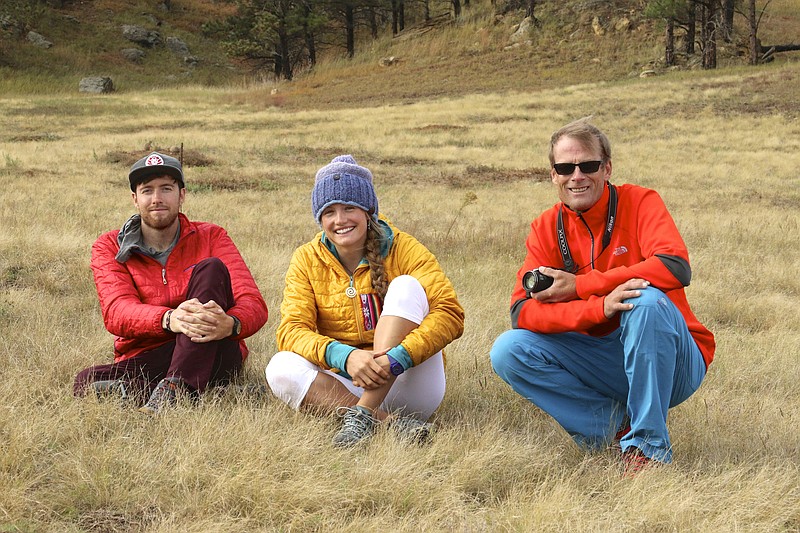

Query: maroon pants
[74,257,243,400]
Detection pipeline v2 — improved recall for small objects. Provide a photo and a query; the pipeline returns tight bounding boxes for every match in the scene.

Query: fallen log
[760,43,800,61]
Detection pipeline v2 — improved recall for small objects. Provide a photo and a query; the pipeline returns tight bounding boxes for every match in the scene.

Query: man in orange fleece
[490,118,714,474]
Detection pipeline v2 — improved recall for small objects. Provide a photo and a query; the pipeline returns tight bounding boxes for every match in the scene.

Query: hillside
[1,0,799,108]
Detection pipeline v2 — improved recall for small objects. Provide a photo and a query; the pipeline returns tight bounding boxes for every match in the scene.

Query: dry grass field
[2,56,800,530]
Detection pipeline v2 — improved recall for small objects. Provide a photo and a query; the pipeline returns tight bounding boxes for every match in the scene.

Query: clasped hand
[169,298,234,343]
[346,348,391,390]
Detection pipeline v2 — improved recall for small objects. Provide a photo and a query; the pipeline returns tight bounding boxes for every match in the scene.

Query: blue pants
[490,287,706,463]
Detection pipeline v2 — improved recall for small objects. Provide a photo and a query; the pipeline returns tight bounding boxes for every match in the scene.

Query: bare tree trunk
[526,0,536,21]
[685,0,696,54]
[345,4,355,58]
[722,0,734,42]
[399,0,405,31]
[702,0,717,69]
[302,2,316,66]
[391,0,399,35]
[748,0,759,64]
[279,27,292,80]
[452,0,461,19]
[665,17,675,66]
[368,6,378,39]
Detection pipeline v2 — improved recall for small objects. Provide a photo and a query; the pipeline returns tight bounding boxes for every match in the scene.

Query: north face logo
[613,246,628,256]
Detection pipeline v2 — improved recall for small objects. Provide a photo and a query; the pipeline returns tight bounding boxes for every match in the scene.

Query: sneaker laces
[333,406,376,446]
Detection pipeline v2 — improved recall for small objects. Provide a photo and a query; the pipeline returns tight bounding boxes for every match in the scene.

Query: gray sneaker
[390,416,434,444]
[332,406,376,447]
[139,377,185,415]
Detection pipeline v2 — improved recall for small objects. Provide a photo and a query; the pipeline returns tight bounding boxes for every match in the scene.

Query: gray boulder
[510,17,533,43]
[121,48,145,62]
[1,15,23,38]
[27,31,53,48]
[79,77,114,93]
[122,24,160,47]
[165,36,190,56]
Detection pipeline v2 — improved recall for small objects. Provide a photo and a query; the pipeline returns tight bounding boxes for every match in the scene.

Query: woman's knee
[387,274,423,296]
[383,275,428,324]
[265,351,317,409]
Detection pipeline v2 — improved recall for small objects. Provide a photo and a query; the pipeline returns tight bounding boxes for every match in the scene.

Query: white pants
[265,275,445,420]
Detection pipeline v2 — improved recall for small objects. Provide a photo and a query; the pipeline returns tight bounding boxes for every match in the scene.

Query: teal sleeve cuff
[387,345,413,371]
[325,341,356,379]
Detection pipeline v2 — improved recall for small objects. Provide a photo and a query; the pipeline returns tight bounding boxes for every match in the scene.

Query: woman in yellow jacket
[266,155,465,447]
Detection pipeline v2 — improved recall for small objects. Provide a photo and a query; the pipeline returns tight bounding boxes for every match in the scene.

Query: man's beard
[140,209,178,231]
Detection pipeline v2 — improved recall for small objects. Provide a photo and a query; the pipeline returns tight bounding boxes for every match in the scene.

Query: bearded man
[74,152,268,414]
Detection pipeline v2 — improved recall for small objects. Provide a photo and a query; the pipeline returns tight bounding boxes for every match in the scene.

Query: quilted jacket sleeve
[91,231,168,339]
[389,232,465,366]
[275,245,333,368]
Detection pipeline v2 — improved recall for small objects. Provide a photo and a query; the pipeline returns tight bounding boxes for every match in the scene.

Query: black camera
[522,268,554,294]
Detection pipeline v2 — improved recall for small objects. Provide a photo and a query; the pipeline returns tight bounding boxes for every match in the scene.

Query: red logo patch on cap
[145,154,164,166]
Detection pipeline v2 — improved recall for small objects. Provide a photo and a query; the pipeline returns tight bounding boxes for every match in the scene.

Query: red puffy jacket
[91,213,268,362]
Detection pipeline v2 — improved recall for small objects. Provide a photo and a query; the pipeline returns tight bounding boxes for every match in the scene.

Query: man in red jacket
[74,152,268,414]
[490,118,714,475]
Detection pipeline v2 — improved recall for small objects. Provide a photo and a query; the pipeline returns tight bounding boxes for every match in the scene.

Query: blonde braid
[364,222,388,300]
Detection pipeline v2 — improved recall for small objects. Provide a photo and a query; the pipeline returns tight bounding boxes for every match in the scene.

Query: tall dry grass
[1,60,799,531]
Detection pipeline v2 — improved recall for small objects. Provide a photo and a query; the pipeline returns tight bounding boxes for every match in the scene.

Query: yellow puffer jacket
[276,221,464,372]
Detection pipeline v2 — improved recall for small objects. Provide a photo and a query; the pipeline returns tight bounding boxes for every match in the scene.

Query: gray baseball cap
[128,152,184,191]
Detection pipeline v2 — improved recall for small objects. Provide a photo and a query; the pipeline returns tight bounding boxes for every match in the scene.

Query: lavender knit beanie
[311,155,378,223]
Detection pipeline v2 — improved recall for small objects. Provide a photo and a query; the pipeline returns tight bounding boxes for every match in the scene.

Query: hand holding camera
[522,268,554,296]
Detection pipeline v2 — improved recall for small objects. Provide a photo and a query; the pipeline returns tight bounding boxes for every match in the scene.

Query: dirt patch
[103,147,215,168]
[445,165,550,187]
[412,124,469,132]
[7,132,61,142]
[189,173,281,193]
[375,155,433,167]
[740,188,800,210]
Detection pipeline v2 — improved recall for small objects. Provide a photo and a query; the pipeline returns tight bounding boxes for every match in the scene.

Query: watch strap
[386,354,404,376]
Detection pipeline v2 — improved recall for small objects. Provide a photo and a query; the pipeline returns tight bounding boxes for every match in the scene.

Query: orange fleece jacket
[511,183,715,368]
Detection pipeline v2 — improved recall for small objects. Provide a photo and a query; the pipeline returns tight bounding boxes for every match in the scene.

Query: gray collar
[115,215,179,264]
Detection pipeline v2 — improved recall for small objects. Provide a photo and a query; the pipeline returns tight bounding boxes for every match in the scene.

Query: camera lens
[522,269,554,294]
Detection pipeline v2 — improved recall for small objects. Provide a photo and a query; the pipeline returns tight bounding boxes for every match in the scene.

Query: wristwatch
[386,354,405,376]
[230,315,242,337]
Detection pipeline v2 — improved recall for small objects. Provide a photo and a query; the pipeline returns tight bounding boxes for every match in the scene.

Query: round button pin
[345,287,357,298]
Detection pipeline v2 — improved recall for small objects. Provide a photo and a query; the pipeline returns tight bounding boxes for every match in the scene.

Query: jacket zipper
[349,272,366,343]
[162,267,167,285]
[577,213,597,270]
[322,244,367,343]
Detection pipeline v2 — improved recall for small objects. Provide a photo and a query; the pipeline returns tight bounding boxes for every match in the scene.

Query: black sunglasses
[552,160,603,176]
